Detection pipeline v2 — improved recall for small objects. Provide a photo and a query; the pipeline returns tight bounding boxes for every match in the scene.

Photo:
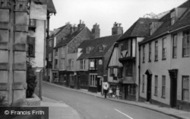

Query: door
[146,74,152,102]
[169,69,178,107]
[97,77,102,92]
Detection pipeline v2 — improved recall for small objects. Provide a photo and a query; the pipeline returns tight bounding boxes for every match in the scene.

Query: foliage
[26,61,37,98]
[0,96,6,106]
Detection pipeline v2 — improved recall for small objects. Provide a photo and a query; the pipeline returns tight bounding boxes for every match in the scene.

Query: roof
[77,40,95,60]
[118,18,158,41]
[78,40,93,49]
[47,0,56,14]
[55,28,84,48]
[48,24,68,39]
[169,9,190,32]
[178,0,190,8]
[78,34,121,60]
[140,0,190,45]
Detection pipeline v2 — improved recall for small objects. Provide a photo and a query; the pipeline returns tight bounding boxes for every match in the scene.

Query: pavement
[41,96,81,119]
[41,81,190,119]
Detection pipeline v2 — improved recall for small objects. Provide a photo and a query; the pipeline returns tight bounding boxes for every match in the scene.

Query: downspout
[138,43,141,101]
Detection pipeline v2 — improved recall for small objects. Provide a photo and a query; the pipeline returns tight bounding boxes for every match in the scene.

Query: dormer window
[98,44,106,52]
[170,8,187,25]
[171,12,176,25]
[86,46,93,54]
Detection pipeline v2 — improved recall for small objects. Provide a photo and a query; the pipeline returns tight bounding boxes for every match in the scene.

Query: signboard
[30,1,47,20]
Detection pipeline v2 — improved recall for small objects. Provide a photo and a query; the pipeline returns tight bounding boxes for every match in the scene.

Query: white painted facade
[140,30,190,106]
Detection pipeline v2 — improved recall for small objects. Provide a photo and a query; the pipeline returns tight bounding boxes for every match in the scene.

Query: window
[117,67,123,78]
[154,75,158,96]
[182,31,190,57]
[54,59,58,69]
[89,74,97,87]
[162,37,166,60]
[172,34,177,58]
[149,43,151,62]
[128,85,136,95]
[182,76,189,101]
[121,41,128,51]
[89,59,96,70]
[142,75,145,93]
[68,59,74,70]
[80,60,83,69]
[155,41,158,61]
[55,49,58,56]
[125,62,132,76]
[162,75,166,98]
[142,45,145,63]
[49,40,52,47]
[110,67,114,76]
[48,53,52,61]
[80,60,85,70]
[27,36,35,57]
[86,47,93,54]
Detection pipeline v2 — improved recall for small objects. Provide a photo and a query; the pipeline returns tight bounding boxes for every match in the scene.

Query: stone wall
[0,0,29,105]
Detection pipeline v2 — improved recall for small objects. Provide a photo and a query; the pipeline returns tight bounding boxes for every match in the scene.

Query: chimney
[78,20,85,30]
[112,22,123,35]
[92,23,100,39]
[70,24,77,33]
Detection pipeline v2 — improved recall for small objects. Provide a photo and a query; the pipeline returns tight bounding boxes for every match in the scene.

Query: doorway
[169,69,178,108]
[97,77,102,92]
[145,70,152,102]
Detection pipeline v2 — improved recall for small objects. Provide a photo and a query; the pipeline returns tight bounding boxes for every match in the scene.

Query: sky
[50,0,187,37]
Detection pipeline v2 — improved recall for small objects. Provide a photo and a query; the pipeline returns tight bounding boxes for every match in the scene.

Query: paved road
[42,82,178,119]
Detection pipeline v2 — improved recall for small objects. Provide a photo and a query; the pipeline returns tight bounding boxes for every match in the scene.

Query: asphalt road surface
[42,82,178,119]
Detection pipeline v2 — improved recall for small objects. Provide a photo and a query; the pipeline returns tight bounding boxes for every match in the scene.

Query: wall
[29,20,45,68]
[170,31,190,103]
[140,34,172,105]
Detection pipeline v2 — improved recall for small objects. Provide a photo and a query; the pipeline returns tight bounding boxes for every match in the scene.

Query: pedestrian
[116,87,120,99]
[108,87,113,98]
[103,82,109,98]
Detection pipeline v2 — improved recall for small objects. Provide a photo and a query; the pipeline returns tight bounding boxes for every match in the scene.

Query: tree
[26,61,37,98]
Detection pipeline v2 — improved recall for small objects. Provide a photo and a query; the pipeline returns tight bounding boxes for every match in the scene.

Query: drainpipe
[137,44,141,101]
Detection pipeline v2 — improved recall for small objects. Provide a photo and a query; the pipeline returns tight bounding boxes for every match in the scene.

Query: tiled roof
[78,34,121,60]
[141,12,172,44]
[178,0,190,8]
[77,40,94,60]
[47,0,56,14]
[55,28,84,48]
[169,9,190,32]
[140,0,190,45]
[118,18,158,41]
[48,25,67,38]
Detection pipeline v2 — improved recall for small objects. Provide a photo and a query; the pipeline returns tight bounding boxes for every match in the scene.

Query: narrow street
[42,82,178,119]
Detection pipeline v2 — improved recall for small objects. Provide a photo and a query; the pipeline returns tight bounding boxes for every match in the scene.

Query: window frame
[155,41,158,61]
[142,45,145,63]
[154,75,158,96]
[182,31,190,57]
[27,36,35,58]
[172,34,177,58]
[125,62,133,76]
[162,37,166,60]
[148,42,151,62]
[161,75,166,98]
[182,76,189,102]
